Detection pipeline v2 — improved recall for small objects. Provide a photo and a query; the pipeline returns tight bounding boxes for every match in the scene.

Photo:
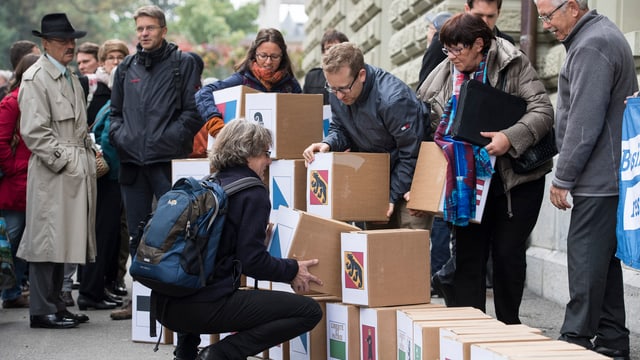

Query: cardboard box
[470,340,589,360]
[131,282,173,344]
[269,206,360,297]
[396,307,496,360]
[269,341,290,360]
[440,324,541,341]
[413,319,504,360]
[407,142,447,214]
[197,85,261,150]
[359,304,441,360]
[306,152,390,221]
[289,296,333,360]
[493,350,609,360]
[341,229,430,307]
[326,302,360,360]
[440,332,550,360]
[269,159,307,221]
[323,104,332,138]
[407,142,495,223]
[171,158,211,185]
[245,93,323,159]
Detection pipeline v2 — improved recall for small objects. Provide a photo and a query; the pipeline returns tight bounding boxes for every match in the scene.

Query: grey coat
[417,38,554,193]
[17,55,97,264]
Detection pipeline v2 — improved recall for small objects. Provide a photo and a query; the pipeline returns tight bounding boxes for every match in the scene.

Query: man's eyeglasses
[136,25,163,33]
[256,53,282,61]
[538,1,568,23]
[325,76,358,95]
[442,45,466,57]
[265,150,272,157]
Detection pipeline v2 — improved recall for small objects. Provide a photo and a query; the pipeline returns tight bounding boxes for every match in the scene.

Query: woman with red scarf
[195,28,301,141]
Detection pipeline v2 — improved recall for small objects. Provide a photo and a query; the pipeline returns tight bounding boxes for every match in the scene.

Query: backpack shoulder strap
[223,177,265,196]
[118,55,135,84]
[172,49,182,110]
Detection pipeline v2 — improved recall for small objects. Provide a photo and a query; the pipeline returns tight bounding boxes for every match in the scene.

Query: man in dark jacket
[109,5,202,262]
[302,29,349,105]
[303,42,430,232]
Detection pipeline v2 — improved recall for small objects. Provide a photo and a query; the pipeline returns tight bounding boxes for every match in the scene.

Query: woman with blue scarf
[417,13,553,324]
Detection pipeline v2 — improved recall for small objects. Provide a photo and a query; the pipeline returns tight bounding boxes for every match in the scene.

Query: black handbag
[511,129,557,174]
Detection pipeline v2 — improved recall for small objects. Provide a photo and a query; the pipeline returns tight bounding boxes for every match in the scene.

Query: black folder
[451,79,526,146]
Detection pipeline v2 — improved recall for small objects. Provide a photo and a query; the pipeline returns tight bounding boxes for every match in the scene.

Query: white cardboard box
[341,229,430,307]
[269,159,307,222]
[470,340,587,360]
[131,282,173,344]
[326,302,360,360]
[440,332,550,360]
[322,104,331,138]
[206,85,260,148]
[306,152,390,221]
[171,158,211,185]
[245,93,323,159]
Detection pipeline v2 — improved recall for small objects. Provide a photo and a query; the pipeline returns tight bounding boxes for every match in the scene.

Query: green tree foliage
[0,0,262,82]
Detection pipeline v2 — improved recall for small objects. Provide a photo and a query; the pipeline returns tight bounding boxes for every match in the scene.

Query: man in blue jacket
[109,5,202,313]
[302,42,430,231]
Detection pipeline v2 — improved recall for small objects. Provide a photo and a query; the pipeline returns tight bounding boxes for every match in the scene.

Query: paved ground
[2,286,638,359]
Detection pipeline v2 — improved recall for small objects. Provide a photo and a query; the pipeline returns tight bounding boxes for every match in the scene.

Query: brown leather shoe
[110,299,132,320]
[60,291,75,307]
[2,295,29,308]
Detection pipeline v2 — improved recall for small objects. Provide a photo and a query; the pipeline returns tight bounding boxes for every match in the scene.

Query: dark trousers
[119,162,172,258]
[430,217,452,275]
[157,289,323,360]
[453,176,544,324]
[29,262,66,316]
[80,177,122,301]
[560,196,629,350]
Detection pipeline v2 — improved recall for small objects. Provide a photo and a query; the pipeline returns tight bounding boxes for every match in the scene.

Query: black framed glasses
[442,45,466,57]
[325,76,358,95]
[538,1,568,23]
[256,53,282,61]
[265,150,272,157]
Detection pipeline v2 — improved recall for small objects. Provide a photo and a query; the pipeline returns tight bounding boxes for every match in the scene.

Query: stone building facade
[302,0,640,333]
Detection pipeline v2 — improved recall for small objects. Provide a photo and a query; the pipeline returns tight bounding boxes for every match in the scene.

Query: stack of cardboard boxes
[134,85,606,360]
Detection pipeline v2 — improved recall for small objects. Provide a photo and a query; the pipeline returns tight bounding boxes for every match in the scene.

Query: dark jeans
[119,162,172,258]
[454,176,544,324]
[430,217,452,275]
[157,289,323,360]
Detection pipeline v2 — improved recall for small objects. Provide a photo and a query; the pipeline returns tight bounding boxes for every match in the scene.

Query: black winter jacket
[109,41,203,165]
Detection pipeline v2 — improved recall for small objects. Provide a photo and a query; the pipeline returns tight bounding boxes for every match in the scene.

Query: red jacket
[0,88,30,211]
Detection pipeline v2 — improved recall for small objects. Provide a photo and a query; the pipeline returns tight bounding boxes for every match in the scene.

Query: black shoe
[60,291,75,307]
[71,282,81,290]
[110,280,128,296]
[77,295,117,310]
[195,345,216,360]
[432,274,456,306]
[103,290,124,307]
[593,345,630,360]
[58,309,89,323]
[30,314,78,329]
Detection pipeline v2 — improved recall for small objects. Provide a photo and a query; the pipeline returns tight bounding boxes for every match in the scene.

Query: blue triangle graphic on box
[300,333,309,353]
[269,226,282,258]
[272,179,289,210]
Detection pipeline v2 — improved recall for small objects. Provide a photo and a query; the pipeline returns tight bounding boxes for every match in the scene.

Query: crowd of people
[0,1,637,359]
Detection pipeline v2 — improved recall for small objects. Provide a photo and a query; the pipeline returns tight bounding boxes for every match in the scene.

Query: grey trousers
[29,262,66,316]
[560,196,629,350]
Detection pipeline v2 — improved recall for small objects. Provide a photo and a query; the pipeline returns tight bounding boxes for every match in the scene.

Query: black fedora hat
[32,13,86,39]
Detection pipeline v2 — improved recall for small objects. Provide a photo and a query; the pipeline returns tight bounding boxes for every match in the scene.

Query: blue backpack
[129,175,264,297]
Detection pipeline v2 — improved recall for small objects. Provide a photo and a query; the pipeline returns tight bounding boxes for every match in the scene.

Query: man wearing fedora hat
[16,12,97,329]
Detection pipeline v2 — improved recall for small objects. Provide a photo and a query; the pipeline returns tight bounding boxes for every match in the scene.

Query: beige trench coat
[16,55,97,264]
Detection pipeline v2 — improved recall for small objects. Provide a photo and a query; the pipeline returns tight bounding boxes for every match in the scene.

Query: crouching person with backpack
[154,119,324,360]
